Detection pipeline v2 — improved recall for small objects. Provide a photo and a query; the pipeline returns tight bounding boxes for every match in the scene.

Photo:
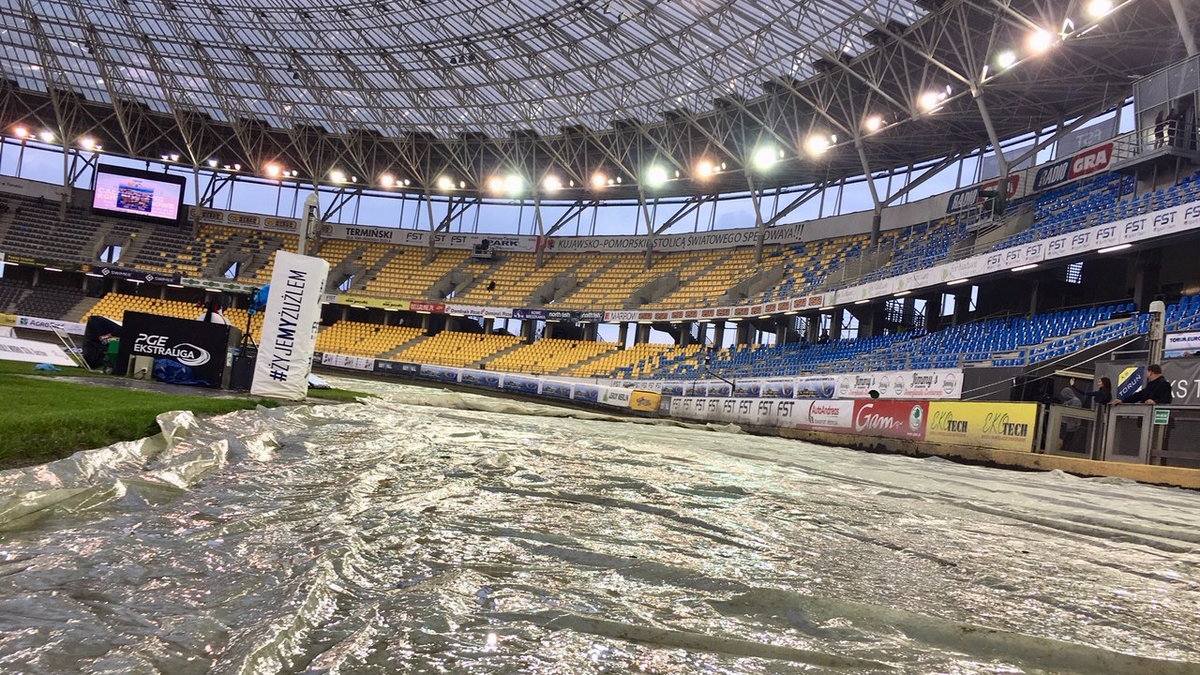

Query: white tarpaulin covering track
[1,378,1199,673]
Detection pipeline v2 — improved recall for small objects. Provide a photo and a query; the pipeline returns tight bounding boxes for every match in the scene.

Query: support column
[829,309,844,341]
[920,293,941,333]
[521,320,537,343]
[635,323,651,344]
[953,289,972,325]
[713,321,726,350]
[544,321,554,340]
[618,322,630,348]
[774,321,787,345]
[1168,0,1198,56]
[679,322,691,347]
[483,317,494,333]
[804,315,820,343]
[735,321,753,347]
[697,321,709,346]
[1132,249,1163,311]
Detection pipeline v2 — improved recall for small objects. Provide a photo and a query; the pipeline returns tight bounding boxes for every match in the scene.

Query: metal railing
[1040,404,1200,469]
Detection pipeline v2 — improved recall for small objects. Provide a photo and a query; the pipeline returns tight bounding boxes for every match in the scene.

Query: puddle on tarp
[1,379,1198,673]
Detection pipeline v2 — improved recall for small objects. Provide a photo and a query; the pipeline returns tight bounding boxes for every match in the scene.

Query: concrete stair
[380,332,432,360]
[63,296,100,323]
[476,340,529,370]
[552,345,622,377]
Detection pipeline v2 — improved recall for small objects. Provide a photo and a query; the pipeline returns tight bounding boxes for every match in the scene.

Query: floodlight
[330,169,347,183]
[13,125,28,139]
[646,166,669,187]
[542,175,562,191]
[695,160,714,178]
[264,163,282,178]
[78,136,96,151]
[804,134,830,156]
[591,172,607,188]
[379,173,395,188]
[1027,29,1054,53]
[752,146,777,170]
[863,115,884,133]
[1087,0,1113,18]
[996,50,1017,69]
[436,175,454,190]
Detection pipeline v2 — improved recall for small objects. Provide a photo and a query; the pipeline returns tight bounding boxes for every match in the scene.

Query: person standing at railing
[1114,364,1173,406]
[1154,109,1166,149]
[1069,376,1112,407]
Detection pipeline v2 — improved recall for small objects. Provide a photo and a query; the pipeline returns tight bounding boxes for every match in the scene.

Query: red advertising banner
[410,301,445,313]
[851,400,928,440]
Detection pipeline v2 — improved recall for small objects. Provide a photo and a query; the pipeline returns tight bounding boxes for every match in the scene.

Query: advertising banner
[925,401,1039,452]
[795,400,855,432]
[629,390,662,412]
[336,294,410,311]
[251,251,330,400]
[540,380,573,399]
[118,311,240,387]
[760,377,797,398]
[512,309,549,320]
[459,369,501,388]
[835,369,962,400]
[572,383,601,403]
[1164,332,1200,359]
[15,315,86,336]
[420,365,462,383]
[373,359,420,376]
[410,301,445,314]
[946,175,1020,213]
[501,373,541,394]
[1032,142,1113,191]
[0,335,75,367]
[91,265,182,285]
[1098,359,1200,406]
[851,400,928,440]
[601,387,632,408]
[320,353,374,370]
[794,376,836,399]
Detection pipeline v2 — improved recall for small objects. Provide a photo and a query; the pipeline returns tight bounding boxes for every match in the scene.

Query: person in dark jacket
[1115,365,1173,405]
[1070,376,1113,406]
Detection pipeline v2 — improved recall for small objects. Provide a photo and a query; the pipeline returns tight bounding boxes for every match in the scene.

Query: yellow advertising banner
[926,401,1040,452]
[0,313,16,327]
[629,390,662,412]
[335,295,410,312]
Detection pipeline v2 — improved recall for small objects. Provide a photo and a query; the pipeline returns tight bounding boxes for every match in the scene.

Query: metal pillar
[1168,0,1198,56]
[618,322,629,348]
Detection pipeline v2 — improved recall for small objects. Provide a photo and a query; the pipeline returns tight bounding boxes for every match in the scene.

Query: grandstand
[0,0,1192,394]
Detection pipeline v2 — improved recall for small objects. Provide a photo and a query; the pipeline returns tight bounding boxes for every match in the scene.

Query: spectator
[1070,376,1112,406]
[1114,364,1173,405]
[1154,109,1166,148]
[818,330,830,344]
[1059,385,1084,451]
[1166,108,1180,148]
[486,281,496,292]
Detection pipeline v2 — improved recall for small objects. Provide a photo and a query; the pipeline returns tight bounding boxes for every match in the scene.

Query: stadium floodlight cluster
[0,0,1179,200]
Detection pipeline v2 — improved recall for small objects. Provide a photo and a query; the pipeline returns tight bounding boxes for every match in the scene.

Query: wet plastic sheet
[1,379,1199,673]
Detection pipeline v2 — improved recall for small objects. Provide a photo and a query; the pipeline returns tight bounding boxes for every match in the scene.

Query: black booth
[115,311,242,388]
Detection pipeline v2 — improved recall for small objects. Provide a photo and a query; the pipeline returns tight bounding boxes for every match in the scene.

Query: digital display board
[92,165,186,224]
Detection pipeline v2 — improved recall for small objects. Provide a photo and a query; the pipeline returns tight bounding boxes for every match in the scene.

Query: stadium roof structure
[0,0,1196,201]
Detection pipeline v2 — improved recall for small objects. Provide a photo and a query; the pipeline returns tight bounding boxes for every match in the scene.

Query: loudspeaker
[230,346,257,391]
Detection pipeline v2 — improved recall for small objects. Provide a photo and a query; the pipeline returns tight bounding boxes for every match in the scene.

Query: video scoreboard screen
[92,165,186,224]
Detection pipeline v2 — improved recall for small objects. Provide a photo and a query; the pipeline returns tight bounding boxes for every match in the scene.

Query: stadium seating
[85,293,264,338]
[639,302,1152,379]
[390,330,522,367]
[485,338,617,375]
[313,320,423,358]
[566,342,687,378]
